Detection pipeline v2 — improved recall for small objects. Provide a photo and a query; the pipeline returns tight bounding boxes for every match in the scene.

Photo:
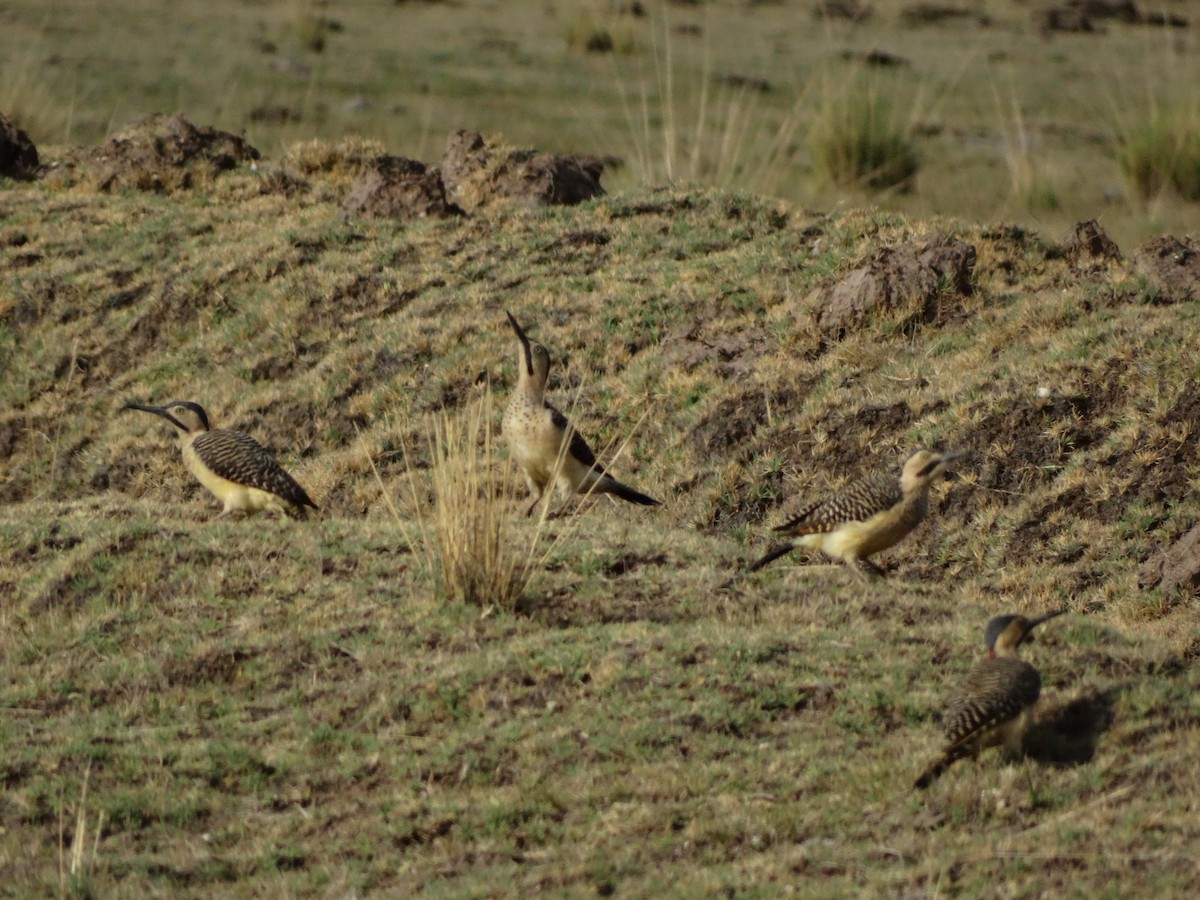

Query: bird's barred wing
[774,473,901,535]
[942,658,1040,747]
[193,429,317,509]
[548,404,605,472]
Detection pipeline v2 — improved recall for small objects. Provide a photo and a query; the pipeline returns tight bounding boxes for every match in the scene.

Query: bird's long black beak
[915,449,968,478]
[1023,608,1068,645]
[122,402,185,432]
[506,310,534,376]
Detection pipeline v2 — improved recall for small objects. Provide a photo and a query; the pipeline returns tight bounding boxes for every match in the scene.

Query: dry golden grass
[395,390,535,613]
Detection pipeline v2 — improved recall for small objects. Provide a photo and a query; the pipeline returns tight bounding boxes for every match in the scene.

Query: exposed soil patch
[815,400,920,469]
[1138,522,1200,593]
[689,385,807,460]
[1132,235,1200,302]
[530,585,697,628]
[661,321,773,376]
[10,525,83,565]
[441,130,604,211]
[0,112,38,178]
[341,156,463,220]
[325,270,426,322]
[968,391,1110,495]
[1010,484,1093,563]
[813,235,976,341]
[603,551,671,577]
[1093,381,1200,518]
[248,342,324,383]
[70,114,260,192]
[528,229,613,277]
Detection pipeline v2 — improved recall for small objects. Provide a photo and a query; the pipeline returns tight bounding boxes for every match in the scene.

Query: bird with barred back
[748,448,966,576]
[123,400,317,518]
[914,609,1066,789]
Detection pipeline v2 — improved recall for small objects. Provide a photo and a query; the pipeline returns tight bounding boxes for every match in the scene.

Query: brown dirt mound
[1133,235,1200,302]
[441,130,604,212]
[71,113,260,192]
[341,156,464,220]
[814,235,976,340]
[1062,219,1121,273]
[0,112,38,178]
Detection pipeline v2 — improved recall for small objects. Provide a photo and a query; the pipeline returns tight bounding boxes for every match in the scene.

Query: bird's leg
[851,558,887,580]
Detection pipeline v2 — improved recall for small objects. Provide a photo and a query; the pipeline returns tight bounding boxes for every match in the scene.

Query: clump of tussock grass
[1116,103,1200,202]
[810,72,918,192]
[0,43,76,146]
[401,391,535,612]
[283,136,388,179]
[562,2,637,56]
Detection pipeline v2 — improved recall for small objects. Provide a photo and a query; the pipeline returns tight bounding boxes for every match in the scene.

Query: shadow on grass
[1026,687,1119,767]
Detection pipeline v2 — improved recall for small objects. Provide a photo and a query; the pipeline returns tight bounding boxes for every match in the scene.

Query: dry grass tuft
[810,69,919,192]
[403,389,534,613]
[1117,102,1200,202]
[283,135,388,179]
[58,762,104,896]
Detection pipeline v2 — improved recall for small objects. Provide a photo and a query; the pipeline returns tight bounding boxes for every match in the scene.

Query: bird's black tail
[602,477,661,507]
[913,748,966,790]
[747,542,796,572]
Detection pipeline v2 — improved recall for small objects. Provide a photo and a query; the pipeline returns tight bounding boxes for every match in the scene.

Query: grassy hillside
[2,132,1199,895]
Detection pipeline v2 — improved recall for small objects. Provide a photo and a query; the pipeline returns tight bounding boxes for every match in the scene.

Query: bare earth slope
[1,142,1198,894]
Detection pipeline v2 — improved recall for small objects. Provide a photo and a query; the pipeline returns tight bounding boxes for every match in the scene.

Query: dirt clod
[1138,523,1200,593]
[1132,235,1200,302]
[814,235,975,340]
[342,156,464,220]
[1062,219,1121,271]
[0,112,38,178]
[441,130,604,212]
[71,114,260,192]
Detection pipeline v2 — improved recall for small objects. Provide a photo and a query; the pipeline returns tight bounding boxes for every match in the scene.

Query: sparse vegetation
[5,1,1200,241]
[608,17,800,197]
[398,391,536,612]
[1117,102,1200,202]
[998,92,1061,213]
[810,70,919,191]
